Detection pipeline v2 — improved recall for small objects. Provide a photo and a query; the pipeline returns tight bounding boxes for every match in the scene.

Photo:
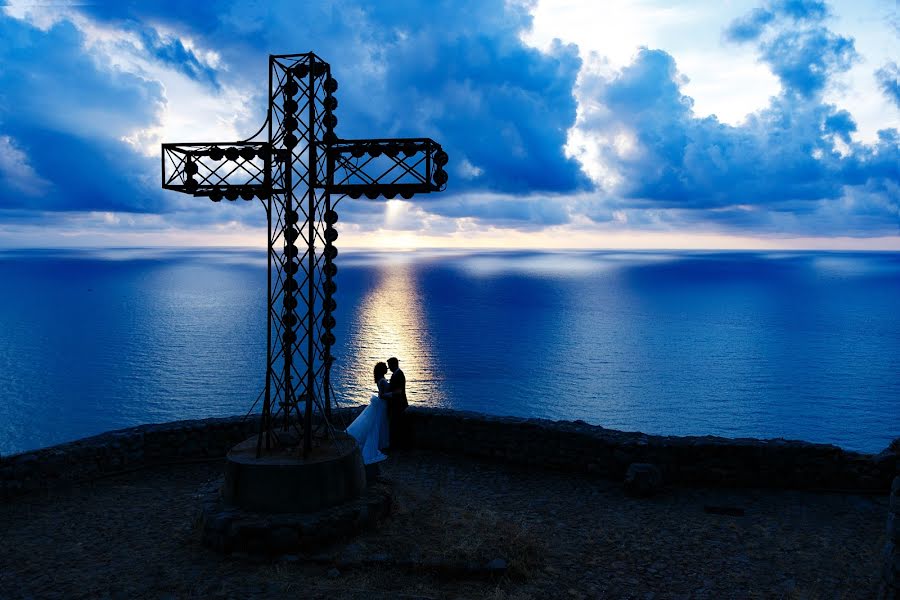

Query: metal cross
[161,52,448,457]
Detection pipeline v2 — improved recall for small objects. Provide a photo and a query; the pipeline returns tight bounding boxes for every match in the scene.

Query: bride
[347,361,391,464]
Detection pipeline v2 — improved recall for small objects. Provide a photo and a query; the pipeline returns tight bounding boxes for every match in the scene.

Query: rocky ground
[0,449,889,599]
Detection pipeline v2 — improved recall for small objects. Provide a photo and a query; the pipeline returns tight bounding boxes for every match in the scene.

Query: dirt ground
[0,449,889,599]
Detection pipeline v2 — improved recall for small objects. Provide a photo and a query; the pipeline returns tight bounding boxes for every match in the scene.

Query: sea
[1,248,898,455]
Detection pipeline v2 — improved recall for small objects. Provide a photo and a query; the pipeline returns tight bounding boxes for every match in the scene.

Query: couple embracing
[347,356,408,464]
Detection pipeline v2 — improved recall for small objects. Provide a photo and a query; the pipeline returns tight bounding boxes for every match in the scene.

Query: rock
[883,542,898,587]
[778,578,797,595]
[704,505,745,517]
[326,567,341,579]
[624,463,663,497]
[889,512,900,543]
[339,542,364,563]
[875,449,898,469]
[364,462,381,484]
[269,526,299,552]
[878,584,900,600]
[486,558,508,572]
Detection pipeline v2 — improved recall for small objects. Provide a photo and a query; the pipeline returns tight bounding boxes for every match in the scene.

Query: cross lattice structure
[161,52,448,457]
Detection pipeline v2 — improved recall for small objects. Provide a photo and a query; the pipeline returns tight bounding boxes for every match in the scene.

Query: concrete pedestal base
[223,432,366,513]
[199,433,389,556]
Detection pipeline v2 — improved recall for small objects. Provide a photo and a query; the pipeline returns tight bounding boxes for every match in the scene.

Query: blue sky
[0,0,897,249]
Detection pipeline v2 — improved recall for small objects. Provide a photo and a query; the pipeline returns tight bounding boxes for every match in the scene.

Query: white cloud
[564,126,623,189]
[0,135,51,196]
[523,0,900,140]
[4,3,261,155]
[523,0,780,125]
[2,0,67,30]
[458,157,484,178]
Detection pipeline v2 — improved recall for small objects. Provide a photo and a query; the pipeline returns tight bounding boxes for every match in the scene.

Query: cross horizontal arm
[323,137,448,200]
[162,142,288,201]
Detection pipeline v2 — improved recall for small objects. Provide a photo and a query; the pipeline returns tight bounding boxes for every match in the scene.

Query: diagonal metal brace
[162,141,290,200]
[323,137,448,200]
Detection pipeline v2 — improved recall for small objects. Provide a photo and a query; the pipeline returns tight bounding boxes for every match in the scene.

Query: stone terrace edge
[1,407,897,501]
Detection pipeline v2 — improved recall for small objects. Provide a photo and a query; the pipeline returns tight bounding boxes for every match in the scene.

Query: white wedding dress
[347,377,390,464]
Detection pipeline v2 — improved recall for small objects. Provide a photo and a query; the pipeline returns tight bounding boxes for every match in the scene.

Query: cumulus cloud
[723,7,776,43]
[71,0,589,194]
[566,1,899,236]
[0,5,266,214]
[0,0,897,242]
[1,0,589,237]
[135,26,221,89]
[724,0,856,99]
[876,62,900,109]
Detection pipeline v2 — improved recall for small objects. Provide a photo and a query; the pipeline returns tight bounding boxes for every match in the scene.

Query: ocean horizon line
[2,245,900,255]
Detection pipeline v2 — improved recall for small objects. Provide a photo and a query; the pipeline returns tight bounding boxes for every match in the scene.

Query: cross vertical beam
[304,60,317,458]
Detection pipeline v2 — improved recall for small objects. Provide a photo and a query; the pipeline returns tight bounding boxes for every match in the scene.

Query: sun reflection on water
[338,260,444,408]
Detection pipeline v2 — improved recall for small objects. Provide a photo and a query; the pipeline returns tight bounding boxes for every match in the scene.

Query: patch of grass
[386,492,547,577]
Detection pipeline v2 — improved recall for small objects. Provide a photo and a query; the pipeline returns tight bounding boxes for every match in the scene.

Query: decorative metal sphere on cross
[161,52,448,458]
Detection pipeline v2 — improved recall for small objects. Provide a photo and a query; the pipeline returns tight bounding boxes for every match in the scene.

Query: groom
[386,356,409,450]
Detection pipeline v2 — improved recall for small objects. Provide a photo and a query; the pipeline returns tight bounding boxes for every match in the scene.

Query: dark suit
[387,367,409,448]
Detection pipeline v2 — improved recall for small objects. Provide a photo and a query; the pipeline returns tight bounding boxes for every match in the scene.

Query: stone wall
[0,416,258,501]
[1,407,896,503]
[880,469,900,599]
[407,408,897,491]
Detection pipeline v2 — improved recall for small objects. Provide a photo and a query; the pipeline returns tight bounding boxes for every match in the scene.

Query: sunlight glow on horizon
[2,219,899,251]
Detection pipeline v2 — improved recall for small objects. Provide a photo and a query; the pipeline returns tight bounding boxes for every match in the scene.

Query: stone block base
[197,479,392,556]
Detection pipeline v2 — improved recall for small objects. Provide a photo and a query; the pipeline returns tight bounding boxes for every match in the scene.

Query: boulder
[624,463,663,497]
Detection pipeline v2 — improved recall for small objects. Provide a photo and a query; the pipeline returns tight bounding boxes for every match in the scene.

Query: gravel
[0,449,888,599]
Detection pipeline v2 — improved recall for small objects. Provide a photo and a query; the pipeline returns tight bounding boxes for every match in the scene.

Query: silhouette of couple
[346,356,409,464]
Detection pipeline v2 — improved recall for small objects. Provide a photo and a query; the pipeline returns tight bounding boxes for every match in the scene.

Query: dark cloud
[0,0,587,234]
[0,0,896,239]
[723,8,775,42]
[573,39,898,234]
[724,0,830,43]
[760,27,856,98]
[136,27,220,89]
[420,194,571,228]
[65,0,589,194]
[0,127,160,212]
[726,1,855,99]
[770,0,830,22]
[0,18,163,139]
[356,3,587,194]
[0,16,164,211]
[823,109,855,143]
[876,62,900,109]
[564,0,898,235]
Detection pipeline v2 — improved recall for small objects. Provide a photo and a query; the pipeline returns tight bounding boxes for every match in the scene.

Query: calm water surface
[1,248,898,454]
